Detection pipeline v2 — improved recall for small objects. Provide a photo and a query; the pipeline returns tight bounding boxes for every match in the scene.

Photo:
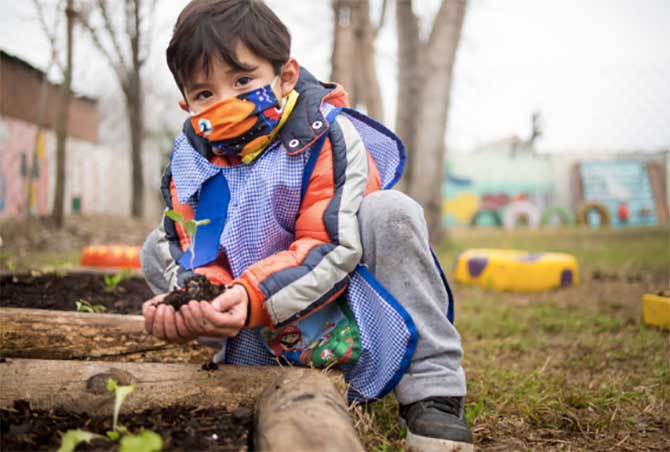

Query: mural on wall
[442,151,556,228]
[579,160,658,227]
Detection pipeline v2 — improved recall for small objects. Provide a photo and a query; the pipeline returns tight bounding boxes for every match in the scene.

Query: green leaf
[58,429,103,452]
[75,300,94,313]
[165,210,184,223]
[184,221,196,237]
[106,430,121,441]
[76,299,106,313]
[119,430,163,452]
[106,378,118,392]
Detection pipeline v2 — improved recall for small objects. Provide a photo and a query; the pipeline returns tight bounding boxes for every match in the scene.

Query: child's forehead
[185,45,264,87]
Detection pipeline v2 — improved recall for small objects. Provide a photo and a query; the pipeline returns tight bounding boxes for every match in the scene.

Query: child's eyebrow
[226,65,259,74]
[187,82,210,92]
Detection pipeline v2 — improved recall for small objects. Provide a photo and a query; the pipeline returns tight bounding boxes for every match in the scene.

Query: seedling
[104,268,132,292]
[75,299,107,313]
[165,209,210,270]
[58,378,162,452]
[58,430,105,452]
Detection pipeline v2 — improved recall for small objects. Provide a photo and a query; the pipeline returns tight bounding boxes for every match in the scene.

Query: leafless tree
[396,0,467,245]
[31,0,75,227]
[330,0,385,121]
[77,0,158,218]
[330,1,467,245]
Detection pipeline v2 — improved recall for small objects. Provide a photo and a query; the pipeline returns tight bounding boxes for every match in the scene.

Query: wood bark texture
[0,359,287,415]
[0,308,168,360]
[255,368,363,452]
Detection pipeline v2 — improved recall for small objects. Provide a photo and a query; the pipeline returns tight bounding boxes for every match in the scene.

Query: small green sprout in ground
[75,299,107,313]
[59,378,162,452]
[104,268,132,292]
[165,210,211,270]
[58,429,106,452]
[106,377,136,436]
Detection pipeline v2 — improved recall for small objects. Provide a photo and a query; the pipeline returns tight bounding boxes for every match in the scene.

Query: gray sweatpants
[141,190,466,404]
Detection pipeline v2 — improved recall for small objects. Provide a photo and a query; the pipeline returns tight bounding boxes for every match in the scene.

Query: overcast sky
[1,0,669,153]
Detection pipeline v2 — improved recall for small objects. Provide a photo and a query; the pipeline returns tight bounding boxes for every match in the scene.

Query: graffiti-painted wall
[0,116,163,220]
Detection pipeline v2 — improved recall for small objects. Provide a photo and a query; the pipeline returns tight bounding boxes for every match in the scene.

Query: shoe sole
[405,430,474,452]
[399,417,474,452]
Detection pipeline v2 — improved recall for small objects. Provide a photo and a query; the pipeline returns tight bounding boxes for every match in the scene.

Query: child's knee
[140,229,171,294]
[360,190,424,227]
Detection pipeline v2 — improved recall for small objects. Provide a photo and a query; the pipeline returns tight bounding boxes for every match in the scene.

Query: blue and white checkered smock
[170,105,417,402]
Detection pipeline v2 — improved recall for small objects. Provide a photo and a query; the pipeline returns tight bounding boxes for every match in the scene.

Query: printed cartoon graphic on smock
[260,296,361,367]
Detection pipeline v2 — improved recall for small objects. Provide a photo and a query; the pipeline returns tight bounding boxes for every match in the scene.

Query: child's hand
[180,284,249,338]
[142,294,198,343]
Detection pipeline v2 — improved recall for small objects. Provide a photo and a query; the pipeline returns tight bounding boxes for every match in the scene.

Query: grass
[357,226,670,451]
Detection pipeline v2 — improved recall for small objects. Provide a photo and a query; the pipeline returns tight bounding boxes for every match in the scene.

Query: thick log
[0,308,170,360]
[0,358,287,414]
[255,368,364,452]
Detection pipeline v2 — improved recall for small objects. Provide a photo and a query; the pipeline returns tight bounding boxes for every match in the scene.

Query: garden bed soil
[0,272,153,314]
[160,274,226,310]
[0,399,253,451]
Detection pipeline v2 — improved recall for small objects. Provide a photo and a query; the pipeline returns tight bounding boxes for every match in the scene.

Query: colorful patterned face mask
[190,77,298,163]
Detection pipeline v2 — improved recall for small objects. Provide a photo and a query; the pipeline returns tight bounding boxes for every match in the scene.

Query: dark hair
[166,0,291,92]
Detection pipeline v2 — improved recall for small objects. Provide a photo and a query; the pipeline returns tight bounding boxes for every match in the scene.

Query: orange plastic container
[80,245,141,269]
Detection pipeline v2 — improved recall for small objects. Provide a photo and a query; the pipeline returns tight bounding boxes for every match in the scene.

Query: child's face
[179,43,298,115]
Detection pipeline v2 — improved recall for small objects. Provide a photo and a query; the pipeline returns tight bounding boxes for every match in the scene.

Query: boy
[141,0,472,450]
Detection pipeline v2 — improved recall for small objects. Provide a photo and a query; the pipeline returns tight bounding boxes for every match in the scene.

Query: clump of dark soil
[0,272,153,314]
[158,275,226,310]
[0,400,253,451]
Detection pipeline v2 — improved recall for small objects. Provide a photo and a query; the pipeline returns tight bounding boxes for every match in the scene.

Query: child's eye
[195,90,213,101]
[234,76,252,88]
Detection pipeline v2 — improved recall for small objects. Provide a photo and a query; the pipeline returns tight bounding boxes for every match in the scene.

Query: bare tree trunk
[330,0,383,120]
[77,0,149,218]
[409,0,466,245]
[128,0,144,218]
[52,0,75,227]
[394,0,423,192]
[331,0,358,107]
[355,0,383,121]
[396,0,467,245]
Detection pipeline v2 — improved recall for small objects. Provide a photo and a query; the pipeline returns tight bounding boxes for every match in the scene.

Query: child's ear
[279,58,300,97]
[178,99,189,112]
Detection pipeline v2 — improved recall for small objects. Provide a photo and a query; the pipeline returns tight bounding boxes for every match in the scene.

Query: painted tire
[470,209,503,227]
[80,245,141,269]
[541,206,575,225]
[576,202,610,226]
[454,248,579,292]
[502,201,541,229]
[642,291,670,329]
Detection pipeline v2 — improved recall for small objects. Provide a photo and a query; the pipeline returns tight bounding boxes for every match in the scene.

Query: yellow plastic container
[642,291,670,329]
[453,249,579,293]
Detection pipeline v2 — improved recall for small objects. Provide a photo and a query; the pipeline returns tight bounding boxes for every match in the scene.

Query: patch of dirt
[0,272,153,314]
[159,274,226,310]
[0,399,253,451]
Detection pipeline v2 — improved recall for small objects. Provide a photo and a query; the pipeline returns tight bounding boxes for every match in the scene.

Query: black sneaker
[399,396,473,452]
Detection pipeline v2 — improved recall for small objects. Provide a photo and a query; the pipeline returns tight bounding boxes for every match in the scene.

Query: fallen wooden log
[0,358,288,414]
[255,368,364,452]
[0,307,169,360]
